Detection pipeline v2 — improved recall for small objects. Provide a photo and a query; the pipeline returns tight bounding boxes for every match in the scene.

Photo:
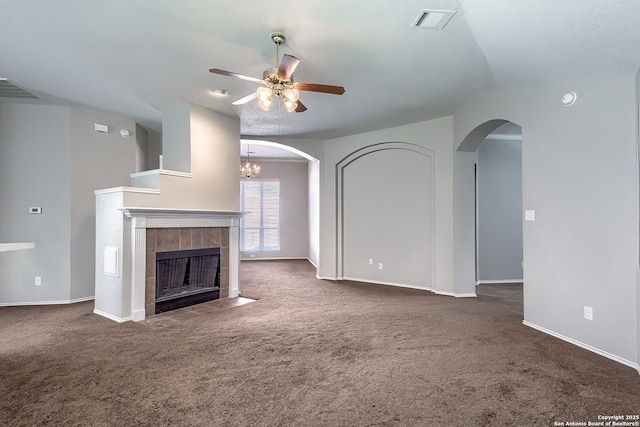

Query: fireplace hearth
[155,247,220,314]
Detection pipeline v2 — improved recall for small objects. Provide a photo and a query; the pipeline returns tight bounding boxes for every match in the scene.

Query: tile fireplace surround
[145,227,230,316]
[119,208,241,322]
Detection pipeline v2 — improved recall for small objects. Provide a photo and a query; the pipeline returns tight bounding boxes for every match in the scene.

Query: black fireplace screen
[156,247,220,302]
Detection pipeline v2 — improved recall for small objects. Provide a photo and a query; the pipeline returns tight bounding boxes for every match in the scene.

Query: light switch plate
[584,306,593,321]
[524,210,535,221]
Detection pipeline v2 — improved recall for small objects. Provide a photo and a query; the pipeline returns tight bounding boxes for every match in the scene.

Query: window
[240,180,280,252]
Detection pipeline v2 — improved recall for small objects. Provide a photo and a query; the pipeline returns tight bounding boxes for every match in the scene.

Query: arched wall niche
[336,142,435,290]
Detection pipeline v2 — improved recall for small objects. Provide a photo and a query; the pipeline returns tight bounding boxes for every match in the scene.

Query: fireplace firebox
[155,247,220,314]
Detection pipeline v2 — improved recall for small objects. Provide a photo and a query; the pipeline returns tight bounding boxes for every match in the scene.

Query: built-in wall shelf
[0,242,35,252]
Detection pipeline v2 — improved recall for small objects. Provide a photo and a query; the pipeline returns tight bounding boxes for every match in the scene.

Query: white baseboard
[323,276,477,298]
[93,309,131,323]
[241,256,309,261]
[341,276,433,292]
[476,279,524,285]
[435,291,477,298]
[523,321,640,373]
[131,309,146,322]
[306,258,318,269]
[0,296,94,307]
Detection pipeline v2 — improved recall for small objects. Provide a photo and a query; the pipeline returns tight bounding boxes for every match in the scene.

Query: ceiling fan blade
[277,54,300,80]
[295,82,345,95]
[232,92,258,106]
[209,68,263,83]
[295,100,307,113]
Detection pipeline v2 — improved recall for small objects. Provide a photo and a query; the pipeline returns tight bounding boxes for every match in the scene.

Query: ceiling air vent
[411,9,457,29]
[0,78,38,99]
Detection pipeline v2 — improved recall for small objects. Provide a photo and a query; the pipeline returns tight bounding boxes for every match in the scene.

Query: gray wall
[314,117,456,295]
[147,127,162,170]
[0,104,72,303]
[241,160,309,260]
[69,107,137,300]
[476,137,523,282]
[0,103,138,304]
[341,145,433,288]
[135,123,148,172]
[454,75,638,366]
[161,103,191,172]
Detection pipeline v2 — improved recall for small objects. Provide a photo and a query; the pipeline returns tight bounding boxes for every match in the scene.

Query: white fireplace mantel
[121,208,243,322]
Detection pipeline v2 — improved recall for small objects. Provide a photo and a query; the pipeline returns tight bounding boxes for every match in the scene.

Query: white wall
[476,137,523,283]
[240,160,309,260]
[454,75,639,368]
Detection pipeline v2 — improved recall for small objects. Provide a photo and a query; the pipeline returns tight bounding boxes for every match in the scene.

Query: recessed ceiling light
[210,89,228,97]
[411,9,457,30]
[561,92,577,106]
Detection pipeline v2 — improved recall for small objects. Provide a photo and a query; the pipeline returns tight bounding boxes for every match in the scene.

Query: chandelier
[240,147,261,179]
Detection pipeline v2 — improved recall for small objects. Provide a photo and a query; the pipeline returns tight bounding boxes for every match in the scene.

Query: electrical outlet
[378,263,383,270]
[35,276,41,286]
[584,306,593,321]
[368,258,373,265]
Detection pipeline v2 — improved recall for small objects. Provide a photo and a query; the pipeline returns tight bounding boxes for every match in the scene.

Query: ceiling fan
[209,32,345,113]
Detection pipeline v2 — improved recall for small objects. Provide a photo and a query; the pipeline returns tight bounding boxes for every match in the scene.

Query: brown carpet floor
[1,260,639,426]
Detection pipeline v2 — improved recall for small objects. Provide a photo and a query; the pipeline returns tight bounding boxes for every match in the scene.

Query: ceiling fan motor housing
[263,68,294,97]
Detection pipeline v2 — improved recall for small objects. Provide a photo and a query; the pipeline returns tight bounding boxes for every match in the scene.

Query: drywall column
[308,159,320,267]
[454,151,477,296]
[161,103,191,173]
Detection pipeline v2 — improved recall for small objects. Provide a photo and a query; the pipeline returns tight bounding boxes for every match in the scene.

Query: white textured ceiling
[0,1,639,140]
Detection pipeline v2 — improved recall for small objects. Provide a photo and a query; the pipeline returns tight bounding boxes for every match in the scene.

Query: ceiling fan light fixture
[257,86,273,111]
[283,88,299,103]
[209,32,345,114]
[284,98,298,113]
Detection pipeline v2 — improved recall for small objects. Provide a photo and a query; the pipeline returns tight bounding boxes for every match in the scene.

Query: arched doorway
[455,120,524,315]
[239,139,320,268]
